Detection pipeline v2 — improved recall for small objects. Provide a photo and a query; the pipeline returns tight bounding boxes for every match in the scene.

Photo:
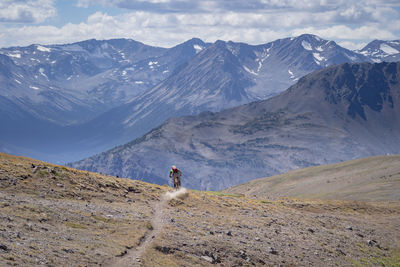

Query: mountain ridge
[71,61,400,190]
[2,35,400,163]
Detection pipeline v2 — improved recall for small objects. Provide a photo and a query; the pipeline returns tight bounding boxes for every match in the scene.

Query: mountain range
[71,61,400,190]
[2,34,399,163]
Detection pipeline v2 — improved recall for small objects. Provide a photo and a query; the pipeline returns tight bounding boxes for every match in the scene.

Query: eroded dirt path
[106,194,169,267]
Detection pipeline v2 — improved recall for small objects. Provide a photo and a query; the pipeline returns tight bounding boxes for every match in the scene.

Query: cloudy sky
[0,0,399,50]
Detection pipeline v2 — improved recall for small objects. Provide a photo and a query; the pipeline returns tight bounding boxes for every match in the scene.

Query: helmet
[172,165,177,170]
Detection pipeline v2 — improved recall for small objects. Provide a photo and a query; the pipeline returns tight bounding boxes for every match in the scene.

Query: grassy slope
[224,155,400,201]
[1,152,400,266]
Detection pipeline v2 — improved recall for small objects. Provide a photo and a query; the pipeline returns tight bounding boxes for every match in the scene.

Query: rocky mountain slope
[224,155,400,201]
[76,34,373,149]
[0,38,209,162]
[71,61,400,190]
[358,39,400,63]
[1,34,381,163]
[1,152,400,266]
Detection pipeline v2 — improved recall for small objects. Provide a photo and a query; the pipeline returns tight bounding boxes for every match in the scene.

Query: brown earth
[1,152,400,266]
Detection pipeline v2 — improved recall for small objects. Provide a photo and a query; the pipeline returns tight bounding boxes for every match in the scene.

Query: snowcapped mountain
[0,34,395,163]
[0,38,209,124]
[0,37,210,162]
[240,34,371,99]
[68,34,372,154]
[358,40,400,62]
[71,61,400,190]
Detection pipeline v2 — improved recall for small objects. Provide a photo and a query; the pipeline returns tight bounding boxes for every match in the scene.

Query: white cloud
[292,25,397,41]
[0,1,398,49]
[337,41,367,50]
[0,0,56,23]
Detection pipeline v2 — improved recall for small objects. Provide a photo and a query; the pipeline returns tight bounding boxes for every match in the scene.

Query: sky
[0,0,399,50]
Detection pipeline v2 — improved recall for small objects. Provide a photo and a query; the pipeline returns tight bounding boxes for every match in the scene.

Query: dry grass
[224,155,400,202]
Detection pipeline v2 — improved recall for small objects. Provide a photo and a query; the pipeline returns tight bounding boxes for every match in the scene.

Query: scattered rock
[226,230,232,236]
[336,249,346,256]
[127,186,140,193]
[0,244,9,252]
[62,248,74,254]
[116,250,127,257]
[201,255,214,263]
[238,250,250,261]
[346,226,353,231]
[19,175,29,180]
[268,247,278,255]
[255,237,261,241]
[155,246,173,254]
[307,228,315,233]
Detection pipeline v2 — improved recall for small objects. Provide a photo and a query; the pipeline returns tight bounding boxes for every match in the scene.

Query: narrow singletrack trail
[106,194,169,267]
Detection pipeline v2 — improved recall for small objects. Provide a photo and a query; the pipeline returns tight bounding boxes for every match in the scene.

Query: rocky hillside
[1,152,400,266]
[224,155,400,201]
[71,61,400,190]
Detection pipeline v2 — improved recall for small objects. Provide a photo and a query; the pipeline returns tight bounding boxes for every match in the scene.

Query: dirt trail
[105,188,188,267]
[106,195,168,267]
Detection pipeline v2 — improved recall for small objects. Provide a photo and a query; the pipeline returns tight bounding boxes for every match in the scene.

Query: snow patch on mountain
[8,53,21,58]
[288,69,295,79]
[380,44,399,55]
[313,53,325,62]
[36,45,51,52]
[194,44,204,53]
[39,68,49,80]
[244,65,258,75]
[302,41,312,51]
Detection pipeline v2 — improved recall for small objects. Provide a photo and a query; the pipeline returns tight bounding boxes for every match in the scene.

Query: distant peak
[214,40,227,47]
[295,34,324,42]
[186,37,204,44]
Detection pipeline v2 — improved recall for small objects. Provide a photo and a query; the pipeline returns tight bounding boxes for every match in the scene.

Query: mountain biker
[169,165,182,189]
